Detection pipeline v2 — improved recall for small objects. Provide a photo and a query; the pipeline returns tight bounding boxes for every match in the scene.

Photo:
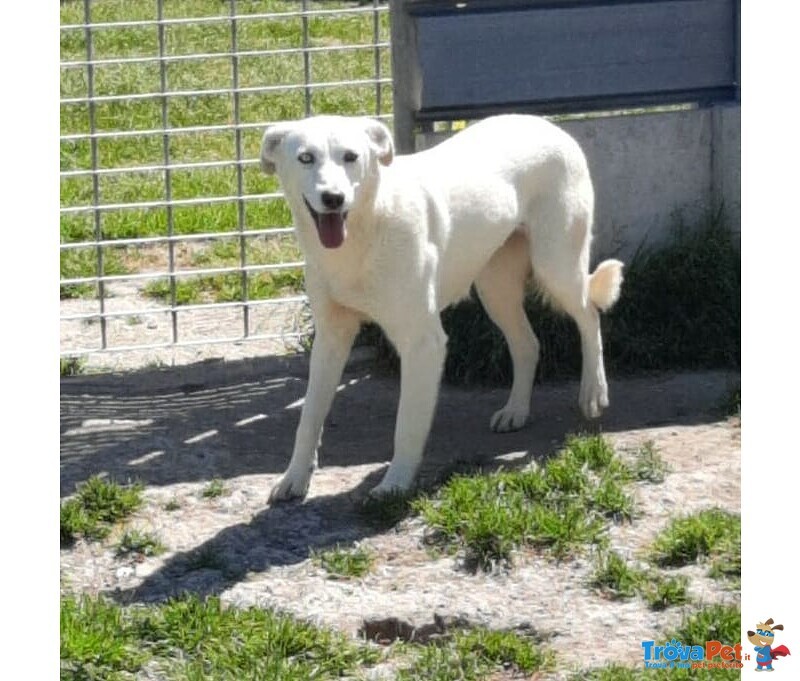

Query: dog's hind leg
[526,189,622,419]
[475,230,539,432]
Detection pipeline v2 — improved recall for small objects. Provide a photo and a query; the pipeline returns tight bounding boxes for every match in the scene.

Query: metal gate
[60,0,390,369]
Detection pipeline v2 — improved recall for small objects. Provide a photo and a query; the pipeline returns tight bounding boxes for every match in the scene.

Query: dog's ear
[363,118,394,166]
[260,123,290,175]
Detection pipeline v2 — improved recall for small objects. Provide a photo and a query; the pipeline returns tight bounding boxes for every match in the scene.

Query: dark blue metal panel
[410,0,737,118]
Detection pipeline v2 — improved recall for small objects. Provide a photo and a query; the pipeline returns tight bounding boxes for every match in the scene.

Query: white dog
[260,114,623,501]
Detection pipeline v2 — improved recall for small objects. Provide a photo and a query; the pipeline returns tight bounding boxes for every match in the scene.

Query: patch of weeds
[163,497,181,512]
[116,529,166,559]
[673,602,741,645]
[200,478,227,499]
[563,433,619,472]
[590,551,692,611]
[414,434,640,570]
[313,544,374,579]
[590,550,642,599]
[631,441,670,483]
[60,499,104,544]
[591,475,636,521]
[60,594,150,680]
[61,476,144,545]
[650,508,741,569]
[708,530,741,589]
[399,627,553,681]
[60,593,380,681]
[640,573,691,611]
[576,604,742,679]
[60,356,86,377]
[142,236,305,305]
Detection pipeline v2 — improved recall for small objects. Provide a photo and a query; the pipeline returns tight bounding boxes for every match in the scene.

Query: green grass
[373,211,740,382]
[60,593,381,681]
[60,356,87,377]
[61,476,144,545]
[397,627,553,681]
[639,574,691,611]
[650,509,741,570]
[60,593,555,681]
[590,550,691,610]
[142,235,305,305]
[116,529,167,558]
[313,544,375,579]
[200,478,227,499]
[60,0,392,300]
[164,497,182,511]
[631,441,670,484]
[576,604,742,680]
[590,550,643,599]
[413,435,638,570]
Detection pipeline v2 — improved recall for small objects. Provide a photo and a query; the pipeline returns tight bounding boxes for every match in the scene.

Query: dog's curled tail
[589,259,624,312]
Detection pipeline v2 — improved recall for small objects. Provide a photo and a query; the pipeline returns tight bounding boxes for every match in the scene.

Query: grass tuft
[60,593,380,681]
[640,574,691,611]
[590,550,642,599]
[313,544,375,579]
[61,476,144,545]
[650,508,741,568]
[116,529,166,558]
[200,478,227,499]
[413,435,640,570]
[398,627,553,680]
[590,551,691,611]
[631,441,670,484]
[60,356,87,377]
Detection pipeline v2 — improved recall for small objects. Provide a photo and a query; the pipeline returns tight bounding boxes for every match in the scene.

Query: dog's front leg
[370,318,447,497]
[268,302,361,503]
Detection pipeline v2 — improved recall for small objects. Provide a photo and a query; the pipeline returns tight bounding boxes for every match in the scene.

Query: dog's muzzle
[303,196,348,249]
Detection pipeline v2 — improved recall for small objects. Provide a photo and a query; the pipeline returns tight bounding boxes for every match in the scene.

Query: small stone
[115,566,135,580]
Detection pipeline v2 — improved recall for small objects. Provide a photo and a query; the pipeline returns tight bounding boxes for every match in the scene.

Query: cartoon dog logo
[747,619,791,671]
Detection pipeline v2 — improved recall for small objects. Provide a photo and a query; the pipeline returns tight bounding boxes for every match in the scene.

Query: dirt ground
[60,354,740,678]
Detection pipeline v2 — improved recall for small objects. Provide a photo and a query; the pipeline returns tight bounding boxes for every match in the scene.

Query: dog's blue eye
[298,152,315,165]
[343,151,358,163]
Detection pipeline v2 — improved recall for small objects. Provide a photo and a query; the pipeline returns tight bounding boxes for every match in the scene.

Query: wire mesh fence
[60,0,391,368]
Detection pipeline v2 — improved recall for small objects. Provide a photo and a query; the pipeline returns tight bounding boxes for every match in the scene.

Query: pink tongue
[317,212,346,249]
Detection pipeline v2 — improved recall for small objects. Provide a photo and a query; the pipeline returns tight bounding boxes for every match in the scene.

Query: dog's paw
[268,472,311,504]
[490,405,529,433]
[579,381,609,419]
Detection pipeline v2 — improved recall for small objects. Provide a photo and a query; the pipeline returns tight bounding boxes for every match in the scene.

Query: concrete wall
[417,104,740,263]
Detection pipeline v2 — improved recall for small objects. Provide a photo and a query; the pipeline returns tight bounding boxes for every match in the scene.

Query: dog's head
[259,116,394,249]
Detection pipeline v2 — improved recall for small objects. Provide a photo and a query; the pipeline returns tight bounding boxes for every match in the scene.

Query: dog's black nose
[320,191,345,210]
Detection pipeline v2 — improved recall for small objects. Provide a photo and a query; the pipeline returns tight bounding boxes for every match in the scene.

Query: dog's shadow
[61,352,736,604]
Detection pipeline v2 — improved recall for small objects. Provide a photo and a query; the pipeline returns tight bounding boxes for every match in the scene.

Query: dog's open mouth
[303,197,347,249]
